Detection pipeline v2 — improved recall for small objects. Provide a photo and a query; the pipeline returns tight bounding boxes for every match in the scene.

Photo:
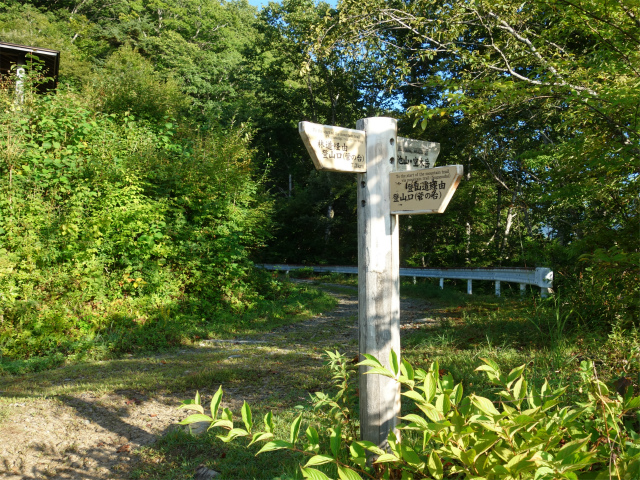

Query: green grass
[399,278,640,401]
[1,276,637,479]
[0,279,336,376]
[131,409,306,480]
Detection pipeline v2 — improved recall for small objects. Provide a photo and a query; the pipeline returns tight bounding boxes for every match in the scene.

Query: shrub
[180,352,640,479]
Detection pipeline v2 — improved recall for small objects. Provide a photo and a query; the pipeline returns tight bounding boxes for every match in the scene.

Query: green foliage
[85,45,189,121]
[181,351,640,479]
[0,60,287,369]
[309,0,639,327]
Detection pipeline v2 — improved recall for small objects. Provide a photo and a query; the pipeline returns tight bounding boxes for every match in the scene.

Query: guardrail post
[439,278,444,289]
[535,268,554,298]
[467,279,472,295]
[495,280,501,297]
[520,283,526,296]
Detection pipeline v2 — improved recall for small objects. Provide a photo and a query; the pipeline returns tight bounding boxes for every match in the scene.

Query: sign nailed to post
[299,121,366,172]
[298,117,463,451]
[390,165,463,214]
[396,137,440,172]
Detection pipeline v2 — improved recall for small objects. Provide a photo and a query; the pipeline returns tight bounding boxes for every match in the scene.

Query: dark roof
[0,41,60,92]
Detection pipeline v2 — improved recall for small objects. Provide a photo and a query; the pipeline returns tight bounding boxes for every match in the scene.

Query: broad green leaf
[418,403,445,422]
[357,440,386,456]
[625,396,640,410]
[402,390,426,404]
[357,354,383,368]
[178,413,213,425]
[301,467,331,480]
[211,419,233,430]
[350,442,365,458]
[241,401,252,433]
[473,435,499,458]
[221,407,233,422]
[304,454,335,467]
[178,401,204,415]
[555,437,590,462]
[248,432,273,446]
[264,412,274,433]
[330,423,342,457]
[400,413,429,429]
[210,386,223,420]
[290,413,303,444]
[256,440,294,455]
[337,464,363,480]
[399,444,422,466]
[363,366,394,377]
[428,451,443,480]
[441,373,455,391]
[452,383,463,405]
[401,358,415,381]
[479,357,500,372]
[471,395,500,416]
[374,453,399,463]
[424,373,437,403]
[507,364,526,386]
[534,466,554,480]
[306,425,320,446]
[217,427,248,443]
[436,393,451,415]
[390,350,400,377]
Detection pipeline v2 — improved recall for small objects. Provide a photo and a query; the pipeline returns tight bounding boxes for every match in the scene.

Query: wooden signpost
[299,118,462,449]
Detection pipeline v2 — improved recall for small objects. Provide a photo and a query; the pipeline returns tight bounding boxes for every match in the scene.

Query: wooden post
[356,117,400,449]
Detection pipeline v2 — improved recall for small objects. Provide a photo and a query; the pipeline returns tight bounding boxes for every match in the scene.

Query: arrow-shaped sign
[396,137,440,171]
[299,121,366,173]
[390,165,463,214]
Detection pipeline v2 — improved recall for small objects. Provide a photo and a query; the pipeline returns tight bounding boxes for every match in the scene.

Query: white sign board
[396,137,440,172]
[390,165,463,214]
[299,121,366,172]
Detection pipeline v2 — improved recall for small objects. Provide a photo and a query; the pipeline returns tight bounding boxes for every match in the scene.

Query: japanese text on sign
[389,165,463,214]
[299,121,366,173]
[396,137,440,172]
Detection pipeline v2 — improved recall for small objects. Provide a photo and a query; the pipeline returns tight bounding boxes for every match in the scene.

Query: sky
[247,0,337,11]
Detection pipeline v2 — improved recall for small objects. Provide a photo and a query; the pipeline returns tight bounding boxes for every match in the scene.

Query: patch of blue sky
[246,0,337,10]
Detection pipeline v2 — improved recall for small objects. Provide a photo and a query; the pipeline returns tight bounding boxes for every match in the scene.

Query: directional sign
[396,137,440,172]
[298,117,463,451]
[390,165,463,214]
[299,121,366,172]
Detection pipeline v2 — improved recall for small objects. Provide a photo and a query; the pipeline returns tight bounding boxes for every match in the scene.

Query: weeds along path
[0,283,436,480]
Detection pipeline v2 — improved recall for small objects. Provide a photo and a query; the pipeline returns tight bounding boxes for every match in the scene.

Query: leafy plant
[180,351,640,479]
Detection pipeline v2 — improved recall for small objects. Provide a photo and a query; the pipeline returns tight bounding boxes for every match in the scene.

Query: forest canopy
[0,0,637,368]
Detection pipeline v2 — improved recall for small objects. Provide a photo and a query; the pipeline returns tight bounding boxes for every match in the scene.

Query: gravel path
[0,285,435,479]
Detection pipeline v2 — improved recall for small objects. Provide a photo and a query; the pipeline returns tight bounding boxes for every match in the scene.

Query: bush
[0,60,275,366]
[180,351,640,479]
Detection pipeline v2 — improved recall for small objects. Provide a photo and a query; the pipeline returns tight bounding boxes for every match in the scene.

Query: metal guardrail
[259,264,554,297]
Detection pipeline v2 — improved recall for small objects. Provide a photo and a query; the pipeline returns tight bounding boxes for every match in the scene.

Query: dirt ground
[0,285,437,479]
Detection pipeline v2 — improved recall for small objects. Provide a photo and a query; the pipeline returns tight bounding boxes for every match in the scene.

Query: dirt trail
[0,285,434,479]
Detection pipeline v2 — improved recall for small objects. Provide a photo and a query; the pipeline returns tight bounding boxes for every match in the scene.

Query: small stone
[194,465,220,479]
[184,421,209,436]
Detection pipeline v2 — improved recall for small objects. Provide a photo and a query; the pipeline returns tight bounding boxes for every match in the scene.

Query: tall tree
[250,0,392,263]
[310,0,638,319]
